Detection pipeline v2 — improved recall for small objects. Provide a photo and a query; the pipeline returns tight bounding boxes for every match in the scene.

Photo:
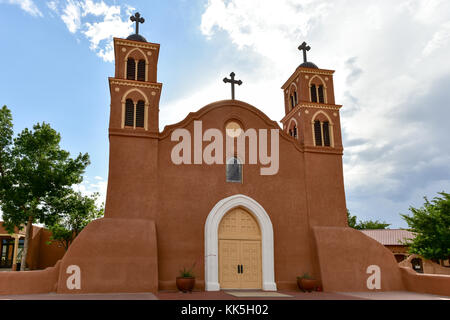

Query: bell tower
[108,12,162,134]
[105,12,162,219]
[280,42,343,152]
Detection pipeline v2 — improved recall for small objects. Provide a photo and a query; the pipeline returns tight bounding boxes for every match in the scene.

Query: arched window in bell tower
[125,99,134,126]
[310,84,317,103]
[127,59,136,80]
[137,60,146,81]
[312,112,333,147]
[314,120,322,145]
[135,100,145,128]
[318,85,325,103]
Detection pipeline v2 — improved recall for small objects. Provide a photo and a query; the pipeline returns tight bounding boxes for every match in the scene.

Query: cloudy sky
[1,0,449,228]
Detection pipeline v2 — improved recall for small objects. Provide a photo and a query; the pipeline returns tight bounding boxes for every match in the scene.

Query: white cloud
[46,0,59,14]
[61,0,81,33]
[51,0,134,62]
[4,0,43,17]
[73,175,107,207]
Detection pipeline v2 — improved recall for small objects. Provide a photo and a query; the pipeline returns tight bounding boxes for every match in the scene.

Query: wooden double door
[218,207,262,289]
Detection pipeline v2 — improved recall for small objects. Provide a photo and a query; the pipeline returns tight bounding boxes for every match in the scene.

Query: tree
[0,112,90,270]
[347,210,390,230]
[401,192,450,262]
[46,191,104,250]
[0,106,13,195]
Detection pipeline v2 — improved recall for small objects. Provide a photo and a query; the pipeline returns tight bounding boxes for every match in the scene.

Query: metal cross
[130,12,145,35]
[223,72,243,100]
[298,41,311,63]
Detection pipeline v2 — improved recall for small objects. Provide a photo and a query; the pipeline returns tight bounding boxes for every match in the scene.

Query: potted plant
[176,263,196,293]
[297,273,319,292]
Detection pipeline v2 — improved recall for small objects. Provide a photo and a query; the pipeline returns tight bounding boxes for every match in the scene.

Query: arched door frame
[204,194,277,291]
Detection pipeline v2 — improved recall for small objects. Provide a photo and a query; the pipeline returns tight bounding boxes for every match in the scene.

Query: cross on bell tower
[130,12,145,35]
[298,41,311,63]
[223,72,243,100]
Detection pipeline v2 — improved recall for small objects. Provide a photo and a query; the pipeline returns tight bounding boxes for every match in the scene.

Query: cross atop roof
[298,41,311,63]
[130,12,145,35]
[223,72,243,100]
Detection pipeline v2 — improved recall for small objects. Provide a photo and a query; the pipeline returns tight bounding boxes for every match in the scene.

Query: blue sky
[1,0,450,228]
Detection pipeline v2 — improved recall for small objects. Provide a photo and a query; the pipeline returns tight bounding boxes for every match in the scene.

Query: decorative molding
[110,79,162,91]
[299,68,334,75]
[299,103,342,110]
[204,194,277,292]
[116,40,159,51]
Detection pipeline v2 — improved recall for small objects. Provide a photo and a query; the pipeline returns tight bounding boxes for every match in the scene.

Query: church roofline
[113,37,160,50]
[281,66,335,90]
[158,99,309,153]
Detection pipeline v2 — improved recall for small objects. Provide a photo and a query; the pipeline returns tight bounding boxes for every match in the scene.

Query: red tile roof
[361,229,415,246]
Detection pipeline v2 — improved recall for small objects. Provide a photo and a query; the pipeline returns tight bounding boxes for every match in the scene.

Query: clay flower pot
[176,277,195,293]
[298,278,319,292]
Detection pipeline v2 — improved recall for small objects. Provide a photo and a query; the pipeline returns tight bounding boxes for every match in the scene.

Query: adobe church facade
[1,14,448,296]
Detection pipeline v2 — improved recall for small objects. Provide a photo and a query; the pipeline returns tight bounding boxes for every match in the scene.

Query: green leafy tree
[347,210,390,230]
[401,192,450,261]
[46,191,104,250]
[0,106,13,195]
[0,111,89,270]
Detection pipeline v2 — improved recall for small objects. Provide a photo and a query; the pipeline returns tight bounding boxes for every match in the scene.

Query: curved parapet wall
[0,260,61,295]
[313,226,405,292]
[400,267,450,296]
[56,217,158,294]
[399,254,450,275]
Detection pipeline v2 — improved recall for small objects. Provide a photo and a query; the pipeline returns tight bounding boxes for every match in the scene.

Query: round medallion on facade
[115,87,120,92]
[225,121,242,138]
[151,91,156,96]
[305,75,309,79]
[122,47,127,52]
[333,112,337,117]
[305,109,309,114]
[147,51,152,56]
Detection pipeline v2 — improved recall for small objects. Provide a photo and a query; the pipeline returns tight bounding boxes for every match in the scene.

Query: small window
[318,85,325,103]
[135,100,145,128]
[314,120,322,146]
[290,95,294,109]
[323,121,330,146]
[293,126,297,138]
[137,60,146,81]
[125,99,134,126]
[294,91,298,105]
[127,59,136,80]
[310,84,317,103]
[226,157,242,183]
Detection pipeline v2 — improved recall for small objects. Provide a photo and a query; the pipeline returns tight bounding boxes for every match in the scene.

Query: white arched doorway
[204,194,277,291]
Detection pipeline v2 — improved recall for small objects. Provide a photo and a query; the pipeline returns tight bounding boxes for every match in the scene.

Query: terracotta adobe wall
[0,261,61,295]
[56,217,158,294]
[37,229,66,269]
[313,226,405,292]
[399,254,450,275]
[401,267,450,296]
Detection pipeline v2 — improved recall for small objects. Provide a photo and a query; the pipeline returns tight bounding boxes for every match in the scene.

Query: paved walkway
[0,290,448,300]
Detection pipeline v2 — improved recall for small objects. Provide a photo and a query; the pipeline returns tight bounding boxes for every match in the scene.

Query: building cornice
[114,37,160,50]
[109,78,163,91]
[281,66,335,90]
[280,103,342,123]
